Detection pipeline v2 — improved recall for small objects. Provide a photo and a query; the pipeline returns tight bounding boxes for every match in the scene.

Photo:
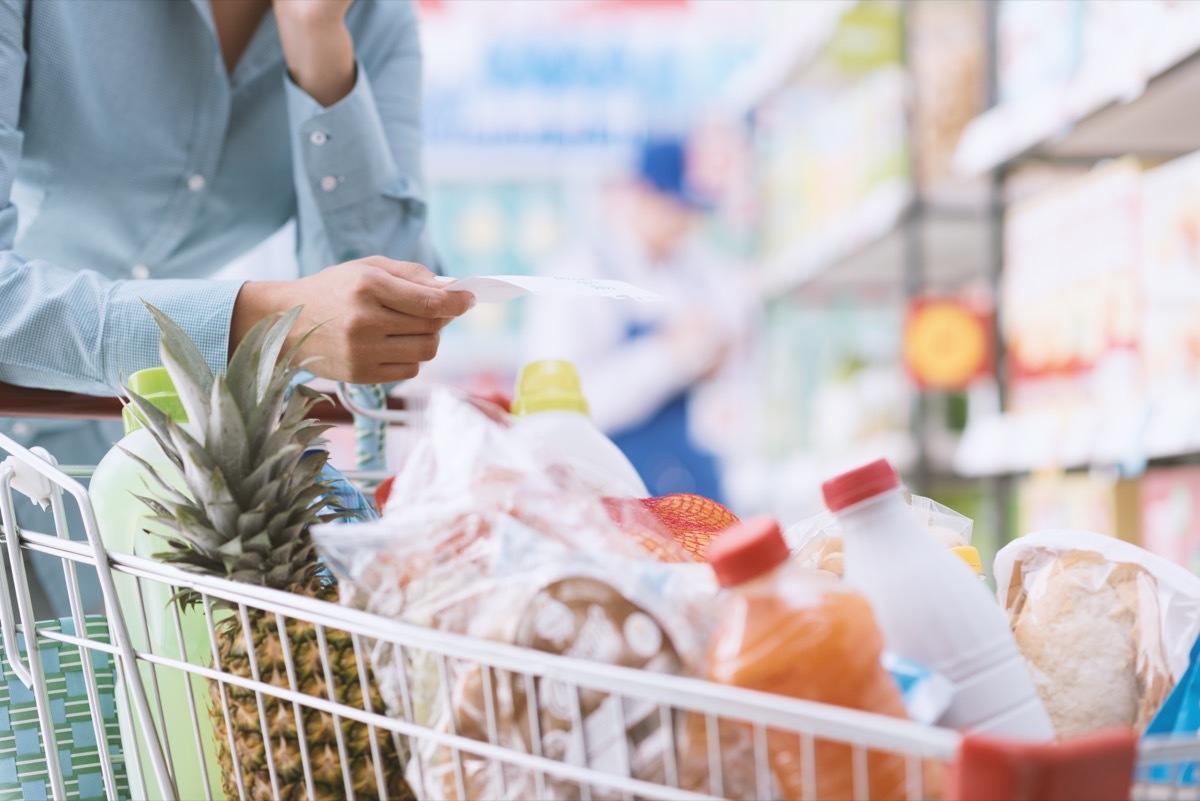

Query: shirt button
[131,264,150,279]
[187,174,206,192]
[320,175,338,192]
[11,422,32,439]
[309,130,328,146]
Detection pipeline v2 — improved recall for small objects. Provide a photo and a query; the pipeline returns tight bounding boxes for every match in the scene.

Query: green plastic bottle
[89,367,222,799]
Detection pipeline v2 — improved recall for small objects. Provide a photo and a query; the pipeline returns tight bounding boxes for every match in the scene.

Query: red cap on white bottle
[821,459,900,512]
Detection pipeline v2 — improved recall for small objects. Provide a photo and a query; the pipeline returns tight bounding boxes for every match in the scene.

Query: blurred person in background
[0,0,470,616]
[523,137,749,503]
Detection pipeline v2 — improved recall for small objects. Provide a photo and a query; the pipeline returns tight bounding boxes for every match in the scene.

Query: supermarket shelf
[759,181,991,299]
[758,180,912,298]
[713,0,855,119]
[955,32,1200,175]
[953,389,1200,478]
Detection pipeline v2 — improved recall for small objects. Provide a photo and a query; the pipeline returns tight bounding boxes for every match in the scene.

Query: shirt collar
[190,0,283,88]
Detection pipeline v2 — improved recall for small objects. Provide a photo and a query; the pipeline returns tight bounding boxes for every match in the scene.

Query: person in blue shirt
[0,0,471,616]
[523,138,750,504]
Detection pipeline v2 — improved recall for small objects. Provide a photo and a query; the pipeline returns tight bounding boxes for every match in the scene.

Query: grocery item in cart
[792,491,977,578]
[511,360,649,498]
[602,493,740,561]
[706,514,917,801]
[318,386,687,626]
[824,459,1056,740]
[996,529,1200,738]
[90,366,222,797]
[359,512,728,800]
[128,304,409,801]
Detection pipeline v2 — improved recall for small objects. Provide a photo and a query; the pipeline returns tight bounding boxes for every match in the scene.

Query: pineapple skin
[208,585,413,801]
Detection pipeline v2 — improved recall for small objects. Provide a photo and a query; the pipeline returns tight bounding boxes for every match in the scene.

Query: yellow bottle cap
[511,360,590,417]
[952,545,984,575]
[123,367,188,435]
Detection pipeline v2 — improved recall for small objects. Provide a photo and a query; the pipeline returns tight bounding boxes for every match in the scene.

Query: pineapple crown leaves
[126,302,346,602]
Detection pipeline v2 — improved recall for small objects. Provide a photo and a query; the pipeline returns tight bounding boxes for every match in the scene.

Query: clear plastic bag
[413,520,727,800]
[995,530,1200,738]
[788,494,973,577]
[313,388,730,800]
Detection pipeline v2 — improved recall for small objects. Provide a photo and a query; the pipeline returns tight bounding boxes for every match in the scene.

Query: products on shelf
[908,0,986,191]
[706,515,918,801]
[824,459,1056,740]
[1141,150,1200,397]
[757,66,908,269]
[1141,466,1200,574]
[996,0,1082,106]
[1003,159,1143,416]
[996,530,1200,738]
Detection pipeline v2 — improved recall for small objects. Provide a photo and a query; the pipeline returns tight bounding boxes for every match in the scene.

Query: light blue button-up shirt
[0,0,434,398]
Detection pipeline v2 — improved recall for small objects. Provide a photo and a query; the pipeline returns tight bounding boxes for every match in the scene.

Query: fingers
[356,263,474,319]
[335,332,442,384]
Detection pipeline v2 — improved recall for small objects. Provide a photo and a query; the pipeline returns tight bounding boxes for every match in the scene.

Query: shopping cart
[0,383,1195,801]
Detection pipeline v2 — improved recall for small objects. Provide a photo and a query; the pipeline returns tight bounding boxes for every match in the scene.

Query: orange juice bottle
[706,516,912,801]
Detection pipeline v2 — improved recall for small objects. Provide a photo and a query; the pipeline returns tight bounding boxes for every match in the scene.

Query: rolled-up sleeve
[283,1,436,276]
[0,0,240,396]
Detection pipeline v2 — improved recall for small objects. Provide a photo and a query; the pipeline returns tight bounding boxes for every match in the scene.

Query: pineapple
[126,303,411,801]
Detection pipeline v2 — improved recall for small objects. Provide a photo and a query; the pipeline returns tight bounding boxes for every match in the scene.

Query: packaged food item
[791,492,980,577]
[705,515,915,800]
[824,460,1055,740]
[511,360,649,498]
[315,388,689,621]
[401,513,732,801]
[314,389,714,799]
[996,529,1200,738]
[602,493,740,562]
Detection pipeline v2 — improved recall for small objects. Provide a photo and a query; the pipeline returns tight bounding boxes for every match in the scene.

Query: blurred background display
[301,0,1200,579]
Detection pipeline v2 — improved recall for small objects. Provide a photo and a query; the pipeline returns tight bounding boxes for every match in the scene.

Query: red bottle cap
[706,515,790,588]
[822,459,900,512]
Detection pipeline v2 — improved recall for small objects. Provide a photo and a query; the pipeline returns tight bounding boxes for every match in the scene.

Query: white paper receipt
[446,275,662,304]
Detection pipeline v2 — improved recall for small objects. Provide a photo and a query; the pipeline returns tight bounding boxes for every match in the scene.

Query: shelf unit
[942,2,1200,555]
[953,4,1200,483]
[956,23,1200,174]
[742,0,995,519]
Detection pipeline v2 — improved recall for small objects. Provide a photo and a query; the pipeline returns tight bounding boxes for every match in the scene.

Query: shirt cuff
[103,278,243,390]
[285,61,413,212]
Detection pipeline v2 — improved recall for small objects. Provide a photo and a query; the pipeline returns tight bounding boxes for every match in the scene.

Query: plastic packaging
[996,529,1200,738]
[705,515,917,800]
[410,518,724,800]
[884,653,955,726]
[510,360,649,498]
[1142,635,1200,785]
[824,459,1055,740]
[89,367,220,797]
[791,492,978,577]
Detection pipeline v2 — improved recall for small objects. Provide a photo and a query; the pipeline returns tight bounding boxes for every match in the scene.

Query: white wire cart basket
[0,397,1196,801]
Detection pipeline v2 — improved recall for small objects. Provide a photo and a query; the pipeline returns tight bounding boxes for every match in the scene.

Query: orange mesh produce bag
[604,494,739,562]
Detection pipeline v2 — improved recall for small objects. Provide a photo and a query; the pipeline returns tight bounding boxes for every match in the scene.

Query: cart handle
[0,382,406,423]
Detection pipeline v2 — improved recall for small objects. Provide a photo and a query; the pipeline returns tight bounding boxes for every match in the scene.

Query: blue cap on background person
[636,137,713,211]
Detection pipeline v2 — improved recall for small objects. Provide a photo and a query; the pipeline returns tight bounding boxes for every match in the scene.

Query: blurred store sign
[903,297,993,392]
[416,0,858,169]
[417,0,773,162]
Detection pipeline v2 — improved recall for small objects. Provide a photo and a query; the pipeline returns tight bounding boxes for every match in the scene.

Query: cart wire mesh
[0,428,1197,800]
